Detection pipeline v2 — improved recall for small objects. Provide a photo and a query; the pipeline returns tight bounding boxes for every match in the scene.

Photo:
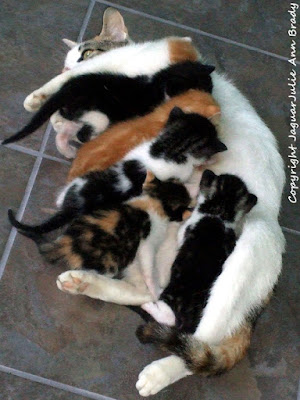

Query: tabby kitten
[10,172,192,299]
[136,170,257,378]
[8,108,226,235]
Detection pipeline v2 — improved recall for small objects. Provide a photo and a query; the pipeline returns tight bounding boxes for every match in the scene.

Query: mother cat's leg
[57,262,153,305]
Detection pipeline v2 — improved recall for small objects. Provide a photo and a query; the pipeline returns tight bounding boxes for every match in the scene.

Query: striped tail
[136,321,251,376]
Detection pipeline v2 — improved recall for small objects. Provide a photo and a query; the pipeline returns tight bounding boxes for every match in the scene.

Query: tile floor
[0,0,299,399]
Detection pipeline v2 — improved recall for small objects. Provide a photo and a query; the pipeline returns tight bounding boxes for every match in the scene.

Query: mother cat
[15,10,285,397]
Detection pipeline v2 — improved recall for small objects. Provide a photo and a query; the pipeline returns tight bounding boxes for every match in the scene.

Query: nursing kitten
[8,108,226,234]
[68,90,221,181]
[136,170,257,378]
[11,172,192,299]
[2,62,215,158]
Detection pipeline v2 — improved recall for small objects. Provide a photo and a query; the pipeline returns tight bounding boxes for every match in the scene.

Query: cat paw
[56,270,90,295]
[24,91,48,112]
[136,361,172,396]
[141,301,175,326]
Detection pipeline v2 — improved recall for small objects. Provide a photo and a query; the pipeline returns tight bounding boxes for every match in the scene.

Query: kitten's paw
[57,270,91,295]
[136,361,172,396]
[141,301,175,325]
[24,91,48,112]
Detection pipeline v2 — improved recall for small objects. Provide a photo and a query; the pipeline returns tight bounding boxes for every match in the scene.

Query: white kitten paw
[24,91,48,112]
[136,361,172,396]
[56,270,91,295]
[142,301,176,326]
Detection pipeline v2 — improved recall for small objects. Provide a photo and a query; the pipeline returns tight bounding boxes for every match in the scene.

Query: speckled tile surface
[0,1,299,399]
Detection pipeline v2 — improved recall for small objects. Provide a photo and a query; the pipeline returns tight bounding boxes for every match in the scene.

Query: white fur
[56,177,87,208]
[64,45,82,70]
[24,37,186,111]
[136,356,191,397]
[125,141,204,182]
[79,110,110,134]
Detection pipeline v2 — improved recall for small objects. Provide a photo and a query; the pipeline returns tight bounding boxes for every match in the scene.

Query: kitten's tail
[8,208,75,235]
[136,321,251,375]
[1,79,83,145]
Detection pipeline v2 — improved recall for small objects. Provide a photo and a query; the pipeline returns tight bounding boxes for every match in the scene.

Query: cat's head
[63,7,130,71]
[199,170,257,222]
[152,107,227,163]
[142,171,192,221]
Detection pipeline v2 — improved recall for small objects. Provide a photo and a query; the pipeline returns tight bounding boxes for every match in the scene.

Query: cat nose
[62,67,70,73]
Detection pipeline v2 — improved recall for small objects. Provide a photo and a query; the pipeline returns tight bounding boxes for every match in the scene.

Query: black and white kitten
[8,108,226,235]
[2,62,215,154]
[137,170,257,372]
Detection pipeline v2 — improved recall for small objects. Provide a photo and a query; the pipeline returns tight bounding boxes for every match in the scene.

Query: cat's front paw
[136,361,172,396]
[57,270,91,295]
[24,91,48,112]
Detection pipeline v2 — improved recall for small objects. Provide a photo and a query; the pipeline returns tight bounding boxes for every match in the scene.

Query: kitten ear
[200,169,216,189]
[96,7,128,42]
[208,110,221,126]
[213,139,227,153]
[143,170,156,185]
[244,193,258,214]
[203,64,215,74]
[62,38,77,48]
[168,107,185,122]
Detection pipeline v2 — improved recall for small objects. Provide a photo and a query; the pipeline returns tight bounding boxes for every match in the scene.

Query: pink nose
[62,67,70,73]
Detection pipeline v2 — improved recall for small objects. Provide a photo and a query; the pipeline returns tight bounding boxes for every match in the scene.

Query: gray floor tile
[0,0,90,151]
[96,0,291,57]
[0,147,36,254]
[249,232,300,400]
[0,158,298,399]
[1,372,92,400]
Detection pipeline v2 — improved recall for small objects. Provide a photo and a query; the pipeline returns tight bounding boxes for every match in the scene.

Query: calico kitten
[136,170,257,377]
[2,62,215,155]
[10,172,192,299]
[8,108,226,235]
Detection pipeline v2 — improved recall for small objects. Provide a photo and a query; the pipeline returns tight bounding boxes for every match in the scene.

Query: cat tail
[1,84,76,145]
[136,321,251,376]
[8,208,75,235]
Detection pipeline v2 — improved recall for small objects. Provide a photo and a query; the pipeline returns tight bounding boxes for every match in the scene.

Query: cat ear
[182,209,192,220]
[168,107,185,122]
[213,139,227,153]
[208,110,221,126]
[244,193,258,214]
[143,170,156,185]
[203,64,215,74]
[200,169,217,189]
[96,7,128,42]
[62,38,77,48]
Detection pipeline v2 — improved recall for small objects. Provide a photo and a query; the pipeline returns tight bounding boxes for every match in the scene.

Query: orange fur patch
[58,235,83,269]
[68,90,220,181]
[129,196,166,219]
[168,39,198,64]
[84,210,120,234]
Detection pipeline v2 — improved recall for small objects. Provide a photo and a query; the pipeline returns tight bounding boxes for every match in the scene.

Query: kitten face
[199,170,257,222]
[63,7,129,70]
[143,172,192,221]
[150,107,227,164]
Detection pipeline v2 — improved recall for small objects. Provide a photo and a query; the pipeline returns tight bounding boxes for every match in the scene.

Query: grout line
[78,0,96,42]
[0,0,94,280]
[4,143,71,165]
[0,365,117,400]
[282,226,300,237]
[95,0,299,64]
[0,124,53,280]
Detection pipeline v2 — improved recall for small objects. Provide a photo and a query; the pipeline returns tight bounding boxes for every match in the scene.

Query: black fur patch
[2,61,215,145]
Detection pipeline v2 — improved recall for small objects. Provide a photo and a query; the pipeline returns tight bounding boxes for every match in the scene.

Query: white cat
[21,18,285,397]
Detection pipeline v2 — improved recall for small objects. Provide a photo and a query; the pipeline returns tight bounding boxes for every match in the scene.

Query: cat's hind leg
[136,356,192,397]
[57,270,153,305]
